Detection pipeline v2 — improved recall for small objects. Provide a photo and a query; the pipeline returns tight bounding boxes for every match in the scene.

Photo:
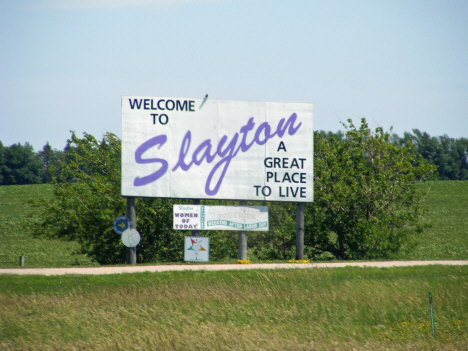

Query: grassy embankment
[1,182,467,350]
[1,265,467,350]
[1,181,467,268]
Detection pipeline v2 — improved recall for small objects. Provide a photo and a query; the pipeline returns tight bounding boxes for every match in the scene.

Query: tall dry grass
[1,266,467,350]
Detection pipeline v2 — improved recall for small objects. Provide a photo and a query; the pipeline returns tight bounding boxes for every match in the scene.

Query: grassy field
[1,265,467,350]
[398,181,468,260]
[0,184,97,268]
[1,181,467,268]
[1,183,467,350]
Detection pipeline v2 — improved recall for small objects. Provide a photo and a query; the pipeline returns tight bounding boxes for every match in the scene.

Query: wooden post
[238,200,248,261]
[296,202,305,260]
[126,197,137,264]
[192,199,200,237]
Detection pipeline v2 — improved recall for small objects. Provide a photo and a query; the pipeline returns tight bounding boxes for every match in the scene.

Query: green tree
[0,141,4,184]
[31,132,185,264]
[37,142,66,183]
[250,201,297,260]
[305,119,437,260]
[0,142,43,185]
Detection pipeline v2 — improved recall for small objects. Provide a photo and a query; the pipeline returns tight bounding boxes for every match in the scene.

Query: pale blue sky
[1,0,467,151]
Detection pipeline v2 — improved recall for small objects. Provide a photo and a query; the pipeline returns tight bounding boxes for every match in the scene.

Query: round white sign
[121,229,141,248]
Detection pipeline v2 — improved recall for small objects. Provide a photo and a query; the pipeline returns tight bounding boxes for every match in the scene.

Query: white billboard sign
[173,205,269,231]
[122,96,313,202]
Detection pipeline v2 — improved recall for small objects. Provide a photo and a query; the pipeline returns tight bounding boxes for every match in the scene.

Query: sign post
[126,197,137,264]
[238,200,248,260]
[192,199,200,237]
[296,203,305,260]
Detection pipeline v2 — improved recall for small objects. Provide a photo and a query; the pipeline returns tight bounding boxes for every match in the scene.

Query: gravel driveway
[1,260,468,276]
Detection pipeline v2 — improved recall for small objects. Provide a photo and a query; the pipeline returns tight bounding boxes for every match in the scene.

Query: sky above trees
[1,0,467,151]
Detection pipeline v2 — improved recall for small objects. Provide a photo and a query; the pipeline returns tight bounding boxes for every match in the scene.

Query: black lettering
[262,186,271,196]
[189,100,195,111]
[300,187,306,198]
[282,173,291,183]
[158,99,165,110]
[274,158,281,168]
[290,158,299,168]
[299,158,306,169]
[291,173,299,183]
[277,141,287,152]
[264,157,273,168]
[279,186,286,197]
[176,100,188,111]
[166,100,175,111]
[151,99,157,110]
[300,173,306,183]
[282,158,289,168]
[159,114,169,125]
[254,185,261,196]
[151,114,158,124]
[144,99,150,109]
[290,187,299,197]
[267,172,273,182]
[129,99,142,109]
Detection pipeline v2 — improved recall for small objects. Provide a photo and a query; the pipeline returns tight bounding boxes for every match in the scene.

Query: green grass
[0,181,467,268]
[1,266,467,350]
[397,181,468,260]
[0,184,97,268]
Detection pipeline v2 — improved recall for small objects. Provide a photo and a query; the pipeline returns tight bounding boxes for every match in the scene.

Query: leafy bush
[305,119,437,259]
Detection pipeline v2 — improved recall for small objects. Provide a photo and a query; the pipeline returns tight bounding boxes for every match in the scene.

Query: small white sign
[122,229,141,247]
[184,236,210,262]
[174,205,269,231]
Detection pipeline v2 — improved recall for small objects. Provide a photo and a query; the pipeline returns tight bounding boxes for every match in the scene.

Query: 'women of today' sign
[173,205,269,231]
[121,97,313,202]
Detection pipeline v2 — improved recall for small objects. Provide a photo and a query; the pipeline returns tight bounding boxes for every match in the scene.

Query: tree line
[1,128,467,186]
[26,120,439,264]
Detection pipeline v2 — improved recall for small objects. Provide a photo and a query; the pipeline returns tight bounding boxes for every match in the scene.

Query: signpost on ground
[121,96,313,262]
[126,197,137,264]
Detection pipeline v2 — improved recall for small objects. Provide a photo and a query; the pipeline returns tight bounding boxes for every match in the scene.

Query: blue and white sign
[121,97,313,202]
[113,216,131,235]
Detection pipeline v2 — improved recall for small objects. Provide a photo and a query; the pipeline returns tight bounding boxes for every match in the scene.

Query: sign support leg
[192,199,200,237]
[296,203,305,260]
[126,197,137,264]
[238,200,248,260]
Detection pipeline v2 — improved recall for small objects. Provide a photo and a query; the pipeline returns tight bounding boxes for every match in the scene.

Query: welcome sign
[173,205,269,231]
[121,97,313,202]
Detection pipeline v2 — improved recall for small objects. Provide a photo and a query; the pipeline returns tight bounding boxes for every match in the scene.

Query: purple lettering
[133,135,168,187]
[172,131,193,171]
[238,117,256,152]
[133,112,302,195]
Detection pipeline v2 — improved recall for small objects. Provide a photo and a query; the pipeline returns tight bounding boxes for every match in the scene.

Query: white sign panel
[184,236,210,262]
[122,97,313,202]
[173,205,269,231]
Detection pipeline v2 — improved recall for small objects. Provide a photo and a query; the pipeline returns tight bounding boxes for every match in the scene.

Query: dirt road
[1,260,467,276]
